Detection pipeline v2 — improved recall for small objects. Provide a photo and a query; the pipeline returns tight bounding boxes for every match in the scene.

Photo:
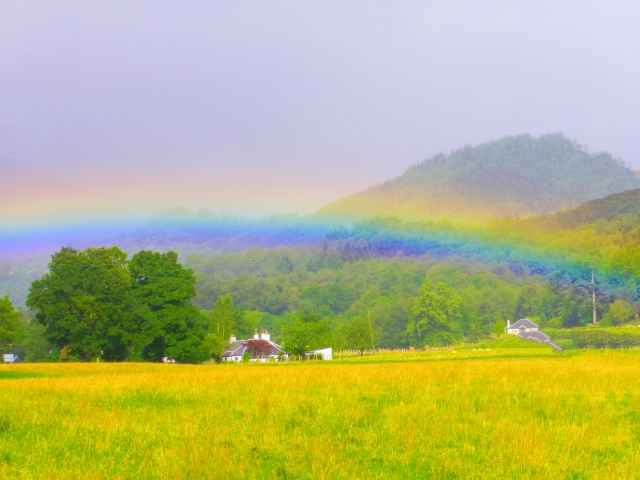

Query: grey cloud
[1,0,639,216]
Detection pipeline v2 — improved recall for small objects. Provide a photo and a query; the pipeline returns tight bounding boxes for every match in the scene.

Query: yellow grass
[2,349,640,479]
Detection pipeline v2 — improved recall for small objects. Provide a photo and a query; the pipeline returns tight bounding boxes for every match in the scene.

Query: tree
[210,295,235,341]
[27,247,136,361]
[0,295,21,351]
[206,294,236,360]
[557,286,592,328]
[282,313,333,358]
[130,250,207,363]
[245,339,274,360]
[19,321,50,362]
[26,247,206,363]
[606,299,636,326]
[407,281,462,346]
[338,317,372,355]
[493,318,505,338]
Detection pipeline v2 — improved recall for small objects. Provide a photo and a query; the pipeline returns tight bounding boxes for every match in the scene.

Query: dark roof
[223,340,249,358]
[518,330,550,343]
[222,339,287,358]
[509,318,539,330]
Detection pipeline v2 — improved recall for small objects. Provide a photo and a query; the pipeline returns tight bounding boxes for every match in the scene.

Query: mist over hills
[529,188,640,228]
[318,134,640,223]
[3,134,640,308]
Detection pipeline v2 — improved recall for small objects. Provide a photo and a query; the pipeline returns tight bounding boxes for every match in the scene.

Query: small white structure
[3,354,16,364]
[306,347,333,360]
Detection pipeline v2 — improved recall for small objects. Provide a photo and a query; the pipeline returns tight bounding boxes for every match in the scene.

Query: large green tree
[605,299,636,326]
[130,250,207,363]
[282,313,333,358]
[337,316,372,355]
[408,281,462,347]
[27,247,137,361]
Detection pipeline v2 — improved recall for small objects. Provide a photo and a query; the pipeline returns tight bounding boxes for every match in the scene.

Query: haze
[1,1,639,224]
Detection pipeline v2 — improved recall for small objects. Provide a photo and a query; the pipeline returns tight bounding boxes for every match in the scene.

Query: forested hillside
[182,187,640,349]
[185,247,559,348]
[318,134,640,222]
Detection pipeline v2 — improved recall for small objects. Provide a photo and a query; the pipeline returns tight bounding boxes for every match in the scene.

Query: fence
[338,343,475,355]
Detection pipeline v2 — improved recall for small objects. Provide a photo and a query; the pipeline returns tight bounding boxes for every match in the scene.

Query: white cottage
[222,329,289,362]
[505,318,539,334]
[505,318,561,351]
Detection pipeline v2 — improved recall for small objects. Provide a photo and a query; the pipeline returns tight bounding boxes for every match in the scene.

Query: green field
[2,347,640,479]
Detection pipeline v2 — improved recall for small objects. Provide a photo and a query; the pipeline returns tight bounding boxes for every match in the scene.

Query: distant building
[222,329,289,362]
[505,319,562,351]
[306,347,333,360]
[3,354,16,364]
[505,318,539,335]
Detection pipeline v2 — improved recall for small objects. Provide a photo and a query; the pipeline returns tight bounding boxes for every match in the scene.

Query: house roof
[222,339,287,358]
[518,330,550,343]
[509,318,539,330]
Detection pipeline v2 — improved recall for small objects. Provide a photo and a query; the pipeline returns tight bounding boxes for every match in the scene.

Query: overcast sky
[1,1,639,223]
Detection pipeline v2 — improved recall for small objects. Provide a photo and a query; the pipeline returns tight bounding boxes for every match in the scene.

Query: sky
[1,1,640,226]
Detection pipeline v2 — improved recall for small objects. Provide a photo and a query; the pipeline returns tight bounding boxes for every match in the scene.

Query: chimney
[254,329,259,340]
[261,329,270,341]
[230,334,236,343]
[507,319,510,329]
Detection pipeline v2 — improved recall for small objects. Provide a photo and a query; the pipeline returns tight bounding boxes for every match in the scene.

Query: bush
[547,327,640,349]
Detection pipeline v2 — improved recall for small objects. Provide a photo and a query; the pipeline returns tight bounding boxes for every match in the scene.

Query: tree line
[3,234,638,362]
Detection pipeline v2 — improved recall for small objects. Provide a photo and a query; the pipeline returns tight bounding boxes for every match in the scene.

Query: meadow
[2,347,640,479]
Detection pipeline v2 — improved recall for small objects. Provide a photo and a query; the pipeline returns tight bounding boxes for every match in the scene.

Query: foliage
[18,321,50,362]
[337,316,373,354]
[26,247,205,363]
[244,339,275,360]
[408,281,462,347]
[186,246,569,348]
[209,295,235,341]
[0,256,49,308]
[605,299,636,325]
[26,247,136,361]
[282,314,333,357]
[0,294,21,350]
[206,294,237,360]
[547,326,640,349]
[130,250,207,363]
[467,335,550,349]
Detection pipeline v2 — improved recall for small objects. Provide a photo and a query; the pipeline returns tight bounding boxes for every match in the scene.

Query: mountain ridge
[317,133,640,223]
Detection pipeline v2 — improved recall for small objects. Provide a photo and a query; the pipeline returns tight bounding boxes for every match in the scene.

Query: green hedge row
[547,328,640,349]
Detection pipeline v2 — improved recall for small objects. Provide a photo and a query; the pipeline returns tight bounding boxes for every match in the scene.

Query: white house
[222,329,289,362]
[505,318,539,334]
[505,319,561,351]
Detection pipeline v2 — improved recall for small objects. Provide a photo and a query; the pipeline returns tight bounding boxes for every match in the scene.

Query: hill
[526,188,640,228]
[318,133,640,222]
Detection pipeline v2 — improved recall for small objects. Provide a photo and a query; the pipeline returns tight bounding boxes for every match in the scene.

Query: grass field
[2,347,640,479]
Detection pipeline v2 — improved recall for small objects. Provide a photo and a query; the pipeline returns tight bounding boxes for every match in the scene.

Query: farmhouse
[506,318,539,335]
[505,318,562,351]
[222,329,289,362]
